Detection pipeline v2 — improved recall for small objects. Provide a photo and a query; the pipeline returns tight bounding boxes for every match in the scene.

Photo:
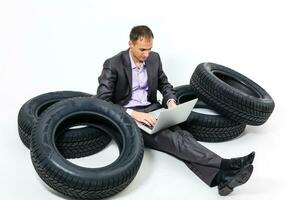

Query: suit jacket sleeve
[96,59,116,102]
[96,59,127,112]
[157,54,177,107]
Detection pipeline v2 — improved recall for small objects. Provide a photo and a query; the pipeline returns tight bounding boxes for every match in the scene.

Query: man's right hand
[131,111,156,127]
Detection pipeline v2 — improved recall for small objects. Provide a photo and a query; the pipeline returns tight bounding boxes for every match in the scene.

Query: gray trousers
[130,103,223,186]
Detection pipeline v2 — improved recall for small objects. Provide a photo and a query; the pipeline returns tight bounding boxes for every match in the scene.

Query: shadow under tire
[175,85,246,142]
[30,97,144,199]
[190,63,275,125]
[18,91,111,159]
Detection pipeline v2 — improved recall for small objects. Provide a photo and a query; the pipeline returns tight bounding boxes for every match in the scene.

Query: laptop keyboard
[149,108,164,119]
[150,113,159,119]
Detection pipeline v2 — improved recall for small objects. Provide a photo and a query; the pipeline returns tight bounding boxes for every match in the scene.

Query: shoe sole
[218,164,254,196]
[249,152,255,164]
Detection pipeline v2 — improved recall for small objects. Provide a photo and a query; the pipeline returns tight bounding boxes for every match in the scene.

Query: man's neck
[135,62,143,68]
[129,50,143,68]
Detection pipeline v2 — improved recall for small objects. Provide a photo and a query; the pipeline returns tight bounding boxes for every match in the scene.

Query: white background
[0,0,299,199]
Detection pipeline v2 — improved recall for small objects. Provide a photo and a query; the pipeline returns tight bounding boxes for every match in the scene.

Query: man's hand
[167,99,177,109]
[132,111,156,127]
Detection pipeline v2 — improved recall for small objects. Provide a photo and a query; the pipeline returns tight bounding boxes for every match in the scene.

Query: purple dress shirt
[124,51,151,108]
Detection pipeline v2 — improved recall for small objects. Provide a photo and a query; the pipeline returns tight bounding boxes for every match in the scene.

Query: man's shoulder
[103,50,128,69]
[147,51,161,66]
[149,51,159,59]
[106,50,127,62]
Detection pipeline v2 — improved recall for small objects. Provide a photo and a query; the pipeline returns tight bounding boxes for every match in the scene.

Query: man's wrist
[167,99,176,105]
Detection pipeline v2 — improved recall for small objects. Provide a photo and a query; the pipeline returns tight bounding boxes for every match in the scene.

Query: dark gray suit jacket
[96,49,177,108]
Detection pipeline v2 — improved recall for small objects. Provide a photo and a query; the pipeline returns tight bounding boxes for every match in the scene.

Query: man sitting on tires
[96,25,255,196]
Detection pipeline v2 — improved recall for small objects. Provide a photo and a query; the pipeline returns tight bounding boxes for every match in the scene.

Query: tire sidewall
[201,63,274,104]
[31,97,143,184]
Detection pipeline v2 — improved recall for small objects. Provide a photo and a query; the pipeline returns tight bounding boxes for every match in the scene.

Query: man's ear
[128,40,133,48]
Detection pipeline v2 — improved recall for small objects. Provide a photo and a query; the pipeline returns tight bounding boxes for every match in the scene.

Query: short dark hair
[129,25,154,42]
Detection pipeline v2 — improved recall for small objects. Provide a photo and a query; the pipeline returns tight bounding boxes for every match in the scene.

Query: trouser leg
[131,103,222,186]
[184,161,220,186]
[142,126,222,186]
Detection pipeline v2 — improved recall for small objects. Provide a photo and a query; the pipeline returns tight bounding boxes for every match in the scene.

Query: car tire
[190,63,275,125]
[30,97,144,199]
[18,91,111,158]
[175,85,246,142]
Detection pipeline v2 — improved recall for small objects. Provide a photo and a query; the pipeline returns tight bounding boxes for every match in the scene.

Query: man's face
[129,37,153,63]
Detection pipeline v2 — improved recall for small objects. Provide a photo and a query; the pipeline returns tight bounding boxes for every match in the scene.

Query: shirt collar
[129,50,145,69]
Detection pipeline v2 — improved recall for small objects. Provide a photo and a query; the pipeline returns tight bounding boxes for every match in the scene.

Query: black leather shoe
[218,164,254,196]
[229,151,255,170]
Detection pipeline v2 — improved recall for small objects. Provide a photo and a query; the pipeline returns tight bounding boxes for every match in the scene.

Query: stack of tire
[175,63,275,142]
[18,92,144,199]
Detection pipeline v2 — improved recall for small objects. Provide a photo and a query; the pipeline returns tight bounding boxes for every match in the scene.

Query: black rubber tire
[18,91,111,158]
[175,85,246,142]
[190,63,275,125]
[55,126,111,159]
[30,97,144,199]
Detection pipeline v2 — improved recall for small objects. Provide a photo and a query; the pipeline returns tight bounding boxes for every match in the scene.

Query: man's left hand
[167,99,177,109]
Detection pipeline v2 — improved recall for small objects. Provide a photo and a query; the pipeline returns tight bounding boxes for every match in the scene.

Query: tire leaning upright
[30,97,144,199]
[190,63,275,125]
[175,85,246,142]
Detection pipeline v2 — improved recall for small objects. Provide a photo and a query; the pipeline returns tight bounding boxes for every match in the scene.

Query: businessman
[96,25,255,196]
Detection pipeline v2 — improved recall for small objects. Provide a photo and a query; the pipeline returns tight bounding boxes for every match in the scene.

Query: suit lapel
[146,57,154,96]
[146,61,153,91]
[122,49,132,90]
[122,50,154,99]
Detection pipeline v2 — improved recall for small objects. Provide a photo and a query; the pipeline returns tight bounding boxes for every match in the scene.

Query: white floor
[1,0,300,199]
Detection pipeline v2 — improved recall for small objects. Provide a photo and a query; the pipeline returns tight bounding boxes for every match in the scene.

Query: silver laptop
[136,98,198,134]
